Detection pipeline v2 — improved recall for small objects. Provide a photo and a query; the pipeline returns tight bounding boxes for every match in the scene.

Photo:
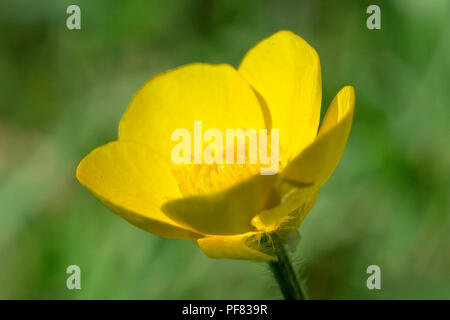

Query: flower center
[172,162,262,197]
[172,142,286,197]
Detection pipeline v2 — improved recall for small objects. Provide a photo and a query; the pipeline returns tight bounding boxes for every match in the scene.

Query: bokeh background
[0,0,449,299]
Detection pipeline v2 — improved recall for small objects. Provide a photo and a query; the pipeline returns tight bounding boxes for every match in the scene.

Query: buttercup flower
[76,30,355,262]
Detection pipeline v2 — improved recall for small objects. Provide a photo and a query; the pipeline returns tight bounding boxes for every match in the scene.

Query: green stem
[268,233,305,300]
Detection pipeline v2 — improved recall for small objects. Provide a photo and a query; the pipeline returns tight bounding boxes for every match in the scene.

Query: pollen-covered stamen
[171,135,286,197]
[172,162,261,197]
[172,141,261,196]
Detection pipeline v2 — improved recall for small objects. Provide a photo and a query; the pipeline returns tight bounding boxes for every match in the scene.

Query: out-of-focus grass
[0,0,449,299]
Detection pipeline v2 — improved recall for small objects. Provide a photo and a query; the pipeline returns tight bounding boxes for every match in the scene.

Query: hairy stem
[268,233,305,300]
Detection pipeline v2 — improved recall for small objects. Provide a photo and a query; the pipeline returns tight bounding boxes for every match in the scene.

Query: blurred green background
[0,0,449,299]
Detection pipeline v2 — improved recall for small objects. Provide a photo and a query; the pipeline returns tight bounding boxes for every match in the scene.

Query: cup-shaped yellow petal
[239,30,322,162]
[76,141,203,240]
[162,173,279,235]
[119,63,266,171]
[281,86,355,187]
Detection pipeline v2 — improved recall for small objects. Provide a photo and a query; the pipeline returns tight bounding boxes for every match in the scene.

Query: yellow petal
[197,232,276,261]
[162,173,279,235]
[76,141,202,240]
[238,30,322,161]
[119,63,266,166]
[281,86,355,187]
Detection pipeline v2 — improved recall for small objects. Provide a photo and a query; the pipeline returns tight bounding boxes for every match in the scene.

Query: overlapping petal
[239,30,322,162]
[76,141,203,240]
[163,173,278,235]
[119,63,266,168]
[281,86,355,187]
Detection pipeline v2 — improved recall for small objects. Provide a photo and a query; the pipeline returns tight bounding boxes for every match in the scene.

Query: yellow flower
[76,31,355,262]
